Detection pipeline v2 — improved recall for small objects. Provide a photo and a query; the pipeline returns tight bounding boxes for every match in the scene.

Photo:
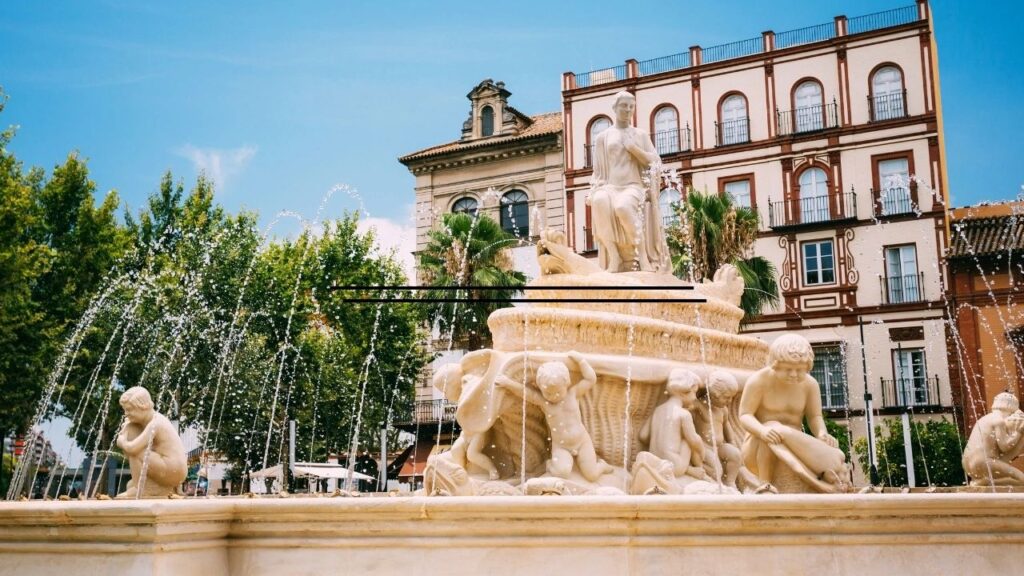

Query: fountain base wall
[1,494,1023,575]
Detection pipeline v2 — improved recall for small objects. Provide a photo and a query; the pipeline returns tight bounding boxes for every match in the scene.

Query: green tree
[665,190,779,320]
[418,212,525,350]
[854,417,966,487]
[0,91,51,437]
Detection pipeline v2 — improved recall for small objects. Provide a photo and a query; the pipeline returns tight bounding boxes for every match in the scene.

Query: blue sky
[2,0,1022,248]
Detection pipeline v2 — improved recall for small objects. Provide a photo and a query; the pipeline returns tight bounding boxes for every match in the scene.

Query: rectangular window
[878,158,911,216]
[724,179,752,209]
[884,245,920,303]
[893,348,929,406]
[811,345,847,409]
[802,240,835,286]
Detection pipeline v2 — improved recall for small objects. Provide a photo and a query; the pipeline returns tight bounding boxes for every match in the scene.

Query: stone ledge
[2,494,1024,575]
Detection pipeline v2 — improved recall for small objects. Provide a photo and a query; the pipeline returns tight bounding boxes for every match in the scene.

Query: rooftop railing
[638,52,692,77]
[567,4,922,88]
[847,5,920,35]
[703,36,763,64]
[575,64,628,89]
[775,21,836,49]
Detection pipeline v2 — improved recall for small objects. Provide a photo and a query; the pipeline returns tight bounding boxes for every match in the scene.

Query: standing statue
[588,90,671,273]
[962,392,1024,486]
[738,335,849,493]
[115,387,187,499]
[497,352,613,482]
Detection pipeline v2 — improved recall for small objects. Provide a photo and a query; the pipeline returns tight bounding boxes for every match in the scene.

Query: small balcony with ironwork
[776,100,840,137]
[880,375,942,411]
[767,191,857,230]
[872,185,917,218]
[880,272,925,305]
[868,90,908,122]
[715,117,750,147]
[395,399,459,433]
[653,126,692,156]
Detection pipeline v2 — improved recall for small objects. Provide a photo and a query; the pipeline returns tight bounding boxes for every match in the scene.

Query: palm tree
[665,190,779,320]
[418,212,526,350]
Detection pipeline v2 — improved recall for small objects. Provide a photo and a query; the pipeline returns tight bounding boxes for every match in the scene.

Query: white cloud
[357,215,417,282]
[175,144,257,192]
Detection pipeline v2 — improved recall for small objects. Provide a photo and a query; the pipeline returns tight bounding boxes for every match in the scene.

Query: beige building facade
[560,0,954,478]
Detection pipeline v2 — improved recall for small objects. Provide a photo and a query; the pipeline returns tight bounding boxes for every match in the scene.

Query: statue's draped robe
[590,126,671,273]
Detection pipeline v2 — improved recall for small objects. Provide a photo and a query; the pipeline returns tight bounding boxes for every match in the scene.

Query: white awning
[291,463,374,481]
[248,464,283,480]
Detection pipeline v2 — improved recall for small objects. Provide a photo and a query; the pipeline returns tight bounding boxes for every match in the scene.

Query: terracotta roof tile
[948,215,1024,258]
[399,112,562,163]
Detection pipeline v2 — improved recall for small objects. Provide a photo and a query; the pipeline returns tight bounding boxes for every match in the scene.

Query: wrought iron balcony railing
[880,272,924,305]
[868,90,908,122]
[715,117,750,147]
[408,399,457,424]
[873,187,915,217]
[768,191,857,229]
[776,101,840,136]
[880,375,941,409]
[653,126,693,156]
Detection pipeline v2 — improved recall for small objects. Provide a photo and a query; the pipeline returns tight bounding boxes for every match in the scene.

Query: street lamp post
[859,316,880,485]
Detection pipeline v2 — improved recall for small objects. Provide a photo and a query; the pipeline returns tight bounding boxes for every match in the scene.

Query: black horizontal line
[339,298,707,303]
[330,285,695,291]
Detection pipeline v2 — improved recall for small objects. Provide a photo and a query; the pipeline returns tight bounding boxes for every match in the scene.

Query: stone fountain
[1,92,1023,576]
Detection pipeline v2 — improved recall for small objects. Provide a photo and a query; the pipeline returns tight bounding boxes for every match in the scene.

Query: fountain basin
[1,494,1022,575]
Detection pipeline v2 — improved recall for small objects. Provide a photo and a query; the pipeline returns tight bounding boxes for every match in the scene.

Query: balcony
[715,117,750,147]
[868,90,908,122]
[776,101,840,136]
[407,399,457,424]
[873,186,916,217]
[880,375,941,409]
[880,272,924,305]
[768,191,857,229]
[653,126,692,156]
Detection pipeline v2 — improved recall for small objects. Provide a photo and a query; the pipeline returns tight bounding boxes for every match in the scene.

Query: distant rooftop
[568,4,924,89]
[398,112,562,164]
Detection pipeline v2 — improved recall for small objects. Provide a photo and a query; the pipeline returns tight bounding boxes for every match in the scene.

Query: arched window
[659,188,682,227]
[481,105,494,136]
[798,167,830,223]
[871,66,905,121]
[451,196,478,216]
[719,94,749,146]
[500,190,529,237]
[653,107,679,155]
[794,80,824,133]
[586,116,611,167]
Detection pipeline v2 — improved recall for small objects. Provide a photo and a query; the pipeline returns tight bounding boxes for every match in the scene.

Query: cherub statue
[432,362,500,480]
[963,392,1024,486]
[497,351,613,482]
[115,386,187,499]
[738,334,849,493]
[639,368,707,481]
